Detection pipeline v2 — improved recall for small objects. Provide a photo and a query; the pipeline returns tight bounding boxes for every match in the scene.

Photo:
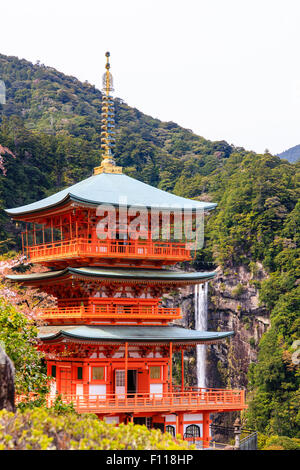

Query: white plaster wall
[164,414,176,423]
[150,383,163,397]
[184,413,203,421]
[89,384,106,396]
[105,416,120,424]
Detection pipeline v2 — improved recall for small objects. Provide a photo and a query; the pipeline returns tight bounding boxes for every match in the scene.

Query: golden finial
[94,52,122,175]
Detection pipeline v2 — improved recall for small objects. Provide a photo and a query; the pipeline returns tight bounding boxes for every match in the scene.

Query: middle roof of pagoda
[6,266,216,286]
[6,172,217,218]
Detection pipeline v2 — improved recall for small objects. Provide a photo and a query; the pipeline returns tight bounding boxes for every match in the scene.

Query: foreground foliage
[0,296,48,395]
[0,408,191,450]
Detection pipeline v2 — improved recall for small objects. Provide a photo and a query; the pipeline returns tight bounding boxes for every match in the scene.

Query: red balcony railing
[38,304,181,324]
[16,388,246,414]
[24,238,191,264]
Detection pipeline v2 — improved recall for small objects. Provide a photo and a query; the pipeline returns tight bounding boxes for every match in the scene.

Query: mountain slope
[0,53,233,192]
[278,144,300,163]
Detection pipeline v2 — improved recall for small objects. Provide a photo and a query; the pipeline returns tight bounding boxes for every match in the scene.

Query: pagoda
[6,53,246,448]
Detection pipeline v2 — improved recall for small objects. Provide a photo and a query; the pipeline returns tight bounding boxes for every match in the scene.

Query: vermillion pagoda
[7,53,246,448]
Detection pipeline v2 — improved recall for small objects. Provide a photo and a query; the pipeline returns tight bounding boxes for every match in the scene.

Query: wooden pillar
[70,213,72,239]
[175,413,179,437]
[51,218,54,243]
[56,365,61,395]
[202,411,210,449]
[181,349,184,392]
[163,364,168,394]
[125,342,128,397]
[21,232,24,255]
[169,342,173,393]
[178,412,184,438]
[83,361,89,395]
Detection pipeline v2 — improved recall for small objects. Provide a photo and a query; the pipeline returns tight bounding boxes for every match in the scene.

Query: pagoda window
[150,366,161,380]
[51,365,56,378]
[166,425,175,437]
[185,424,201,438]
[92,366,105,381]
[77,367,83,380]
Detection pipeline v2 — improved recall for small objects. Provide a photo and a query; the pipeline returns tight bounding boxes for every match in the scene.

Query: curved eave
[6,267,216,285]
[5,173,217,218]
[38,325,234,344]
[6,194,217,218]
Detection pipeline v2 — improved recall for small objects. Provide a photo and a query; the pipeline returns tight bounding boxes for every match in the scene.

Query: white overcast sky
[1,0,300,154]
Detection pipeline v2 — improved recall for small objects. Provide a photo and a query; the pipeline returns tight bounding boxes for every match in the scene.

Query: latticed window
[150,366,161,379]
[185,424,201,438]
[115,370,125,386]
[92,366,104,381]
[166,425,175,437]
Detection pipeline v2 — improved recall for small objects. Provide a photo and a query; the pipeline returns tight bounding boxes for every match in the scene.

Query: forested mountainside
[278,145,300,163]
[0,53,299,438]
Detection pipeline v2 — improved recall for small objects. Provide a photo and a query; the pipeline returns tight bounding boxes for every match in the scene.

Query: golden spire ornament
[94,52,122,175]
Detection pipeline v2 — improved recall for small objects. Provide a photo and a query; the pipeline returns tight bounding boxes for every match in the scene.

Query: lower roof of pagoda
[7,267,216,286]
[38,325,233,345]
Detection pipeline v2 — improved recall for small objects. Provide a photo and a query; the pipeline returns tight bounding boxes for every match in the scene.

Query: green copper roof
[6,172,217,216]
[38,325,234,343]
[7,267,216,283]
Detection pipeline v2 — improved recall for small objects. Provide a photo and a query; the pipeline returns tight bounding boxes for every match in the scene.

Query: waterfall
[194,282,208,388]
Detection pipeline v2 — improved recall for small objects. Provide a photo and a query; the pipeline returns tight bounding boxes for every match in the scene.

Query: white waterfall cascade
[194,282,208,389]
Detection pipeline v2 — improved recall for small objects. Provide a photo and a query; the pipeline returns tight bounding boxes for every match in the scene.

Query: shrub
[0,408,193,450]
[232,283,245,298]
[262,435,300,451]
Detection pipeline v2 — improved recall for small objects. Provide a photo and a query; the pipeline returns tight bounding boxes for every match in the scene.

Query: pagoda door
[59,366,72,396]
[115,369,125,398]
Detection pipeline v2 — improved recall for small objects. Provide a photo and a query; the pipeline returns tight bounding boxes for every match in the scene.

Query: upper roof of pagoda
[5,172,217,218]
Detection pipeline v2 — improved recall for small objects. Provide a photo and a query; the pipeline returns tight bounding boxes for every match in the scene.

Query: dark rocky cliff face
[163,262,271,401]
[207,263,270,391]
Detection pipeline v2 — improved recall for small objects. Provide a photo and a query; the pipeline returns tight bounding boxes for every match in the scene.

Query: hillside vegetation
[0,53,299,438]
[278,144,300,163]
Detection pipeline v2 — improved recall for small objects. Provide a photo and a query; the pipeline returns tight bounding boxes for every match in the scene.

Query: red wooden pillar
[175,413,179,436]
[83,360,89,395]
[125,342,128,397]
[51,218,54,243]
[202,411,210,448]
[69,213,73,239]
[163,364,168,394]
[177,412,184,438]
[181,349,184,392]
[56,364,61,395]
[169,342,173,393]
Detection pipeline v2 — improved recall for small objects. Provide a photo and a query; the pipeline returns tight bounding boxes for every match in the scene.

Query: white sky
[1,0,300,154]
